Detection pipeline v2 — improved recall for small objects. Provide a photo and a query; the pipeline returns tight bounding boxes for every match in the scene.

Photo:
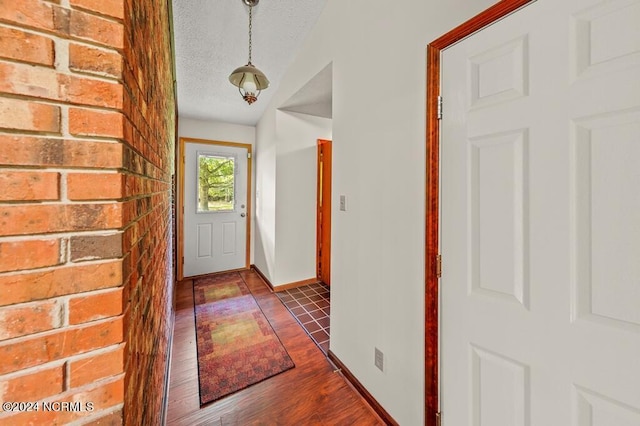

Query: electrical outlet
[340,195,346,211]
[374,347,384,371]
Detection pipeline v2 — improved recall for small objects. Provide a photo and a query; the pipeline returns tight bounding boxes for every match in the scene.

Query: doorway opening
[426,0,640,424]
[178,137,252,280]
[316,139,332,286]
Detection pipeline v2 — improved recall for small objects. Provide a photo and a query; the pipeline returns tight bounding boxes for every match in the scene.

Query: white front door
[440,0,640,424]
[183,141,249,277]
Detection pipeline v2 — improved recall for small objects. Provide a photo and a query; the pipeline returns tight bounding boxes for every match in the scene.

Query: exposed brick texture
[69,344,124,387]
[0,171,60,201]
[121,0,175,424]
[69,288,123,325]
[0,62,123,108]
[0,238,61,272]
[70,0,125,20]
[0,317,123,375]
[69,108,125,138]
[0,364,64,401]
[67,173,123,200]
[0,261,122,306]
[0,0,175,423]
[69,43,123,79]
[70,233,123,262]
[0,203,123,235]
[0,97,60,133]
[3,376,124,425]
[0,26,55,66]
[0,299,63,340]
[0,136,123,168]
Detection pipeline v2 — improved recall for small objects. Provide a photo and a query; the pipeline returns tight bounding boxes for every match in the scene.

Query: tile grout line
[276,283,331,354]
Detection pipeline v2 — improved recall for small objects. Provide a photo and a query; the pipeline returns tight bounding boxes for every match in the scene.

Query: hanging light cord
[247,5,253,64]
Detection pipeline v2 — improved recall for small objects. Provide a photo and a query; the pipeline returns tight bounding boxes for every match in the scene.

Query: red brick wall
[0,0,175,424]
[121,0,176,424]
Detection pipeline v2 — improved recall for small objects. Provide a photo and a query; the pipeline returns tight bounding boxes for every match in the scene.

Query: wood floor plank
[166,269,384,425]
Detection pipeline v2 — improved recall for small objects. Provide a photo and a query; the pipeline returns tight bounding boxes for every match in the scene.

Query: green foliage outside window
[198,154,234,212]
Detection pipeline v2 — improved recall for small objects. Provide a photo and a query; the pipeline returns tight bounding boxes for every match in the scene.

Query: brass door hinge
[436,412,442,426]
[436,254,442,278]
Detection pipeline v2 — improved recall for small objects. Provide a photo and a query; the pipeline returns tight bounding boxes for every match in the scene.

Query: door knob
[240,213,246,217]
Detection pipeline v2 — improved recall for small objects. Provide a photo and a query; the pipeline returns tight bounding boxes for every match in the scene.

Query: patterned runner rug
[193,272,295,405]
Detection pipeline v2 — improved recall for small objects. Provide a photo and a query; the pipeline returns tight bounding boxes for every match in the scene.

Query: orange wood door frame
[177,137,253,281]
[424,1,535,424]
[316,139,332,285]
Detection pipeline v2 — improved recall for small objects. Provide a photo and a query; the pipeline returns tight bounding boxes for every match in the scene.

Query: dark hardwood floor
[166,269,384,425]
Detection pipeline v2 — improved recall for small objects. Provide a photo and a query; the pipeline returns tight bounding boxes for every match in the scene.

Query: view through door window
[197,153,235,212]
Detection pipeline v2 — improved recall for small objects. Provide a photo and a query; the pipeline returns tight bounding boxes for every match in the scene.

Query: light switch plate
[374,347,384,371]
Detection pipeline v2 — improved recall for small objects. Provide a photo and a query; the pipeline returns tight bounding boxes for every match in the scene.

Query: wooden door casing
[317,139,332,286]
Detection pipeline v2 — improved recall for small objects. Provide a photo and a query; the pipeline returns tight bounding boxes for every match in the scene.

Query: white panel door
[440,0,640,425]
[183,142,249,276]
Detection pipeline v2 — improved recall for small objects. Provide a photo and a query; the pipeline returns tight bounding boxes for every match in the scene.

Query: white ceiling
[171,0,329,126]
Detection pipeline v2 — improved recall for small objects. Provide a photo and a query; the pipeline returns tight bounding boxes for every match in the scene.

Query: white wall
[255,0,496,424]
[178,117,257,263]
[253,110,332,285]
[254,111,277,280]
[274,111,332,285]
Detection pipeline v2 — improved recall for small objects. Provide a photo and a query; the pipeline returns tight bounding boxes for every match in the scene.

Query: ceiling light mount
[229,0,269,105]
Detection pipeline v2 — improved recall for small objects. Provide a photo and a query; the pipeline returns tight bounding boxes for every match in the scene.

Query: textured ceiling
[171,0,329,126]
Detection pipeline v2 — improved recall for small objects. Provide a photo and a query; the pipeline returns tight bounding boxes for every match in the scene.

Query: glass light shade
[241,73,257,93]
[229,64,270,91]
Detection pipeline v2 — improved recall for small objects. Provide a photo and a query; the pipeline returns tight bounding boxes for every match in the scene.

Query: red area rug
[193,272,295,405]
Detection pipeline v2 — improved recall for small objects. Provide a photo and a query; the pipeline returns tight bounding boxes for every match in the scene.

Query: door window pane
[197,154,235,212]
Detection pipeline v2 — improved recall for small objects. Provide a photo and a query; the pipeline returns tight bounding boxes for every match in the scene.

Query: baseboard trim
[273,277,318,292]
[161,303,176,425]
[327,350,399,426]
[250,265,318,292]
[251,264,274,290]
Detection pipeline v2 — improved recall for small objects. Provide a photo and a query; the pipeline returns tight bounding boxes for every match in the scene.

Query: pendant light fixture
[229,0,269,105]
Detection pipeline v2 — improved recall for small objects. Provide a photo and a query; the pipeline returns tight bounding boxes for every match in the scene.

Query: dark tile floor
[276,282,330,353]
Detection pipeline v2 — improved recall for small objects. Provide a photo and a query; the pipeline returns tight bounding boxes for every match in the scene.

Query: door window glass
[197,153,235,212]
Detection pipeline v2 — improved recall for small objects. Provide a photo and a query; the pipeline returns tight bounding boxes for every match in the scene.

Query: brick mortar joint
[0,359,67,381]
[0,373,125,404]
[0,40,123,84]
[0,314,124,346]
[0,230,123,244]
[0,199,121,205]
[0,92,124,115]
[0,132,123,144]
[66,3,125,25]
[0,257,122,278]
[0,17,125,53]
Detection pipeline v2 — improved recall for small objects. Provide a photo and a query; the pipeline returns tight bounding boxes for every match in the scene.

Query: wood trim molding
[327,350,399,426]
[250,265,317,292]
[424,1,536,425]
[424,42,440,426]
[160,309,176,425]
[273,277,319,292]
[251,264,274,291]
[177,138,185,280]
[177,137,252,280]
[316,139,332,286]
